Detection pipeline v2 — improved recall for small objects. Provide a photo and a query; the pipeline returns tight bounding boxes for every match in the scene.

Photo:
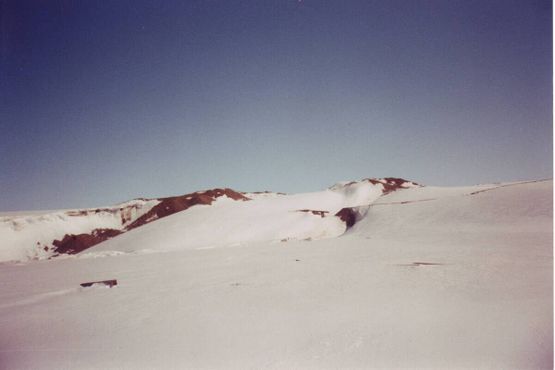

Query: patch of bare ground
[52,229,123,255]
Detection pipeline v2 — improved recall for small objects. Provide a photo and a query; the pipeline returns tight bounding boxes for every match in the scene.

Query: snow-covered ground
[0,179,551,369]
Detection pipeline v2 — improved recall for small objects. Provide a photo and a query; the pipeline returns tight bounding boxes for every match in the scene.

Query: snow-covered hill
[0,198,160,261]
[0,188,252,262]
[0,178,417,262]
[0,178,551,369]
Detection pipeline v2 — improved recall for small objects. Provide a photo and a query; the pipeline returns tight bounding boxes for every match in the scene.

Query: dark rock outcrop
[296,209,329,218]
[80,279,118,288]
[335,208,358,229]
[364,177,420,194]
[52,228,123,255]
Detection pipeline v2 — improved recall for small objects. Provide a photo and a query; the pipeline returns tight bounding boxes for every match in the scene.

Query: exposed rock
[296,209,329,218]
[52,228,123,255]
[38,180,421,258]
[49,188,249,256]
[126,188,249,230]
[80,279,118,288]
[364,177,420,194]
[335,208,358,228]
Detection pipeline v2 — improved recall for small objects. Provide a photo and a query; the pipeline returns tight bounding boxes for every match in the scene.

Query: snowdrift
[354,179,552,237]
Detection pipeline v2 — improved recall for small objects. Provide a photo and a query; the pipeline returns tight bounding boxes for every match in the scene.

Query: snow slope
[89,180,390,253]
[0,199,159,262]
[0,178,412,262]
[0,179,551,369]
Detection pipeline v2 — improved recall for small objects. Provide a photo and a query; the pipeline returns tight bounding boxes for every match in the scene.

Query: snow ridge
[4,177,544,263]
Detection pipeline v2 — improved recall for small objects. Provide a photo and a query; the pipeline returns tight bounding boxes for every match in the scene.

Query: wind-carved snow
[328,180,384,207]
[0,179,551,369]
[0,199,160,262]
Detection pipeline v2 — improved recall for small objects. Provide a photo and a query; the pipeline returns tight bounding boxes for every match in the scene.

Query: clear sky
[0,0,552,211]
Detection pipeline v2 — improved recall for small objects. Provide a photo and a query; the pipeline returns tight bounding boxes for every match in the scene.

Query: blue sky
[0,0,552,211]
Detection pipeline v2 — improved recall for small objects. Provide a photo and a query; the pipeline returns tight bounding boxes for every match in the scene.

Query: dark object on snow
[397,262,444,267]
[80,279,118,288]
[335,208,358,228]
[296,209,329,218]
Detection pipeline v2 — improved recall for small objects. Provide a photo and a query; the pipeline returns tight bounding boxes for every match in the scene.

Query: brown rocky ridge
[364,177,420,194]
[126,188,249,230]
[51,188,250,256]
[53,228,124,255]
